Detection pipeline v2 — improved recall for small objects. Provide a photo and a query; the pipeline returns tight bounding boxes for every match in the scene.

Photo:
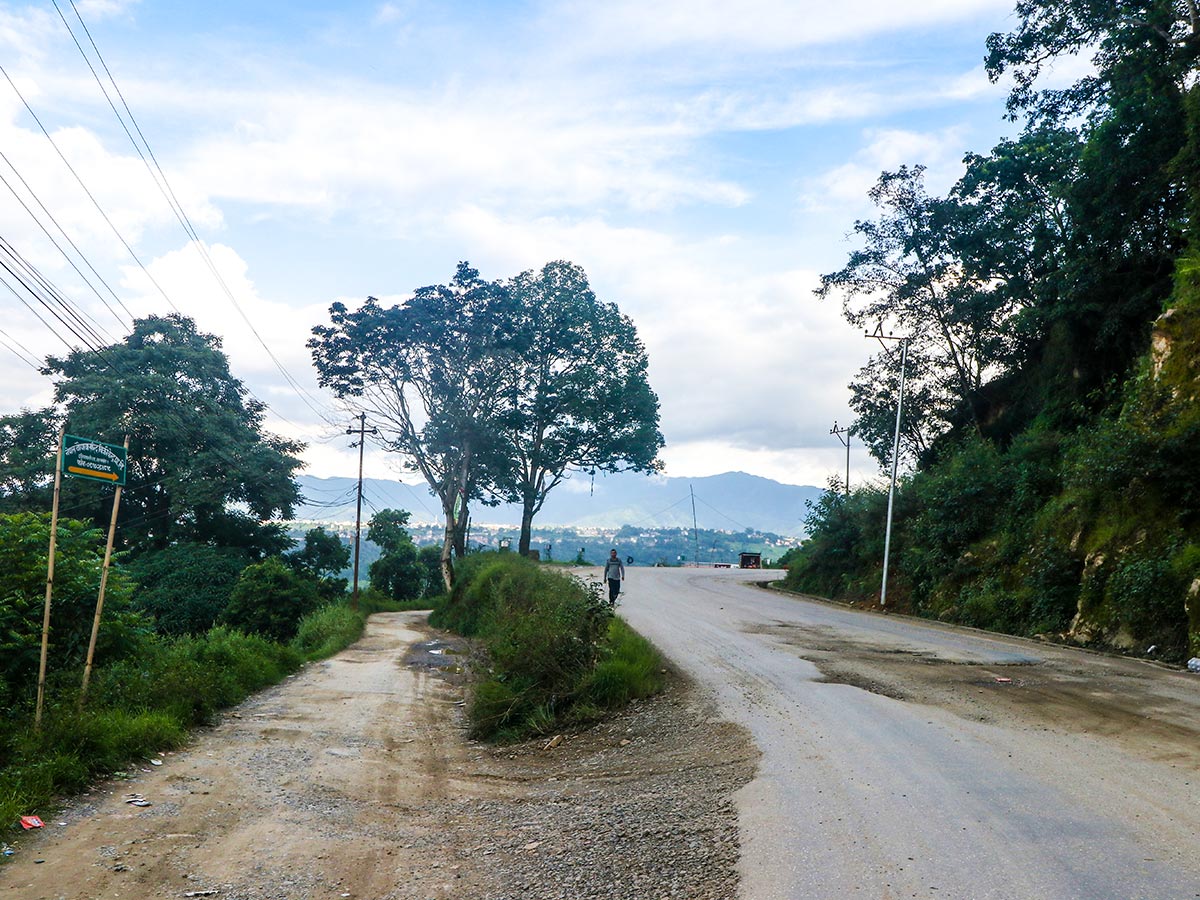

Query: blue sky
[0,0,1051,490]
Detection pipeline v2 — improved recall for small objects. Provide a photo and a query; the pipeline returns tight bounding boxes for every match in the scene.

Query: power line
[0,327,42,371]
[0,153,133,329]
[51,0,338,427]
[0,62,183,317]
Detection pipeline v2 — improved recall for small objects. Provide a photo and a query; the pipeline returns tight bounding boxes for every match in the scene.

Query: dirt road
[614,567,1200,900]
[1,612,756,900]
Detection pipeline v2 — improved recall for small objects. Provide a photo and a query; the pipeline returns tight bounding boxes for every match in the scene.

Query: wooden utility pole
[81,434,130,702]
[347,413,378,611]
[831,421,853,495]
[35,426,66,730]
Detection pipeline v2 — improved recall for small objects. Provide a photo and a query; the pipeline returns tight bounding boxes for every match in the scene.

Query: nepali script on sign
[62,434,127,486]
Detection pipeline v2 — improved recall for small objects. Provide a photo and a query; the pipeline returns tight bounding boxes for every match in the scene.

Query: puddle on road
[402,636,473,682]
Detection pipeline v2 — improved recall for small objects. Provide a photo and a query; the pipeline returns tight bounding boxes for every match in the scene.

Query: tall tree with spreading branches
[308,263,517,590]
[495,261,663,556]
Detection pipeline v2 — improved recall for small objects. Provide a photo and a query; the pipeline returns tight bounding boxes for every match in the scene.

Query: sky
[0,0,1041,491]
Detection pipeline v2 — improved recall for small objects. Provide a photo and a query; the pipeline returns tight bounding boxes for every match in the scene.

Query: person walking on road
[604,548,625,604]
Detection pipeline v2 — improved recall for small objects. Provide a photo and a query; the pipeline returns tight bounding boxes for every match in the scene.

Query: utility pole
[347,413,378,612]
[831,421,853,495]
[689,484,700,569]
[866,326,910,609]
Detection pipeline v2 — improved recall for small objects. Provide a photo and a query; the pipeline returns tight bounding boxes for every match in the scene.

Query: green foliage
[290,602,365,660]
[0,409,57,512]
[366,509,426,602]
[494,260,664,555]
[287,527,350,598]
[0,512,147,710]
[580,618,665,710]
[782,482,888,601]
[35,314,303,556]
[432,554,660,740]
[126,543,249,635]
[310,264,522,590]
[220,557,323,642]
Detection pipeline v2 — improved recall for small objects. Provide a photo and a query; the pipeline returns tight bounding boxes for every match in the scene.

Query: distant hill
[293,470,824,539]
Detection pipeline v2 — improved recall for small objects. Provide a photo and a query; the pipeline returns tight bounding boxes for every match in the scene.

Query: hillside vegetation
[786,2,1200,660]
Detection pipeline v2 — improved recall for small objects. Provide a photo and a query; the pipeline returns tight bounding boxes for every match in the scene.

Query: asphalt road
[611,566,1200,900]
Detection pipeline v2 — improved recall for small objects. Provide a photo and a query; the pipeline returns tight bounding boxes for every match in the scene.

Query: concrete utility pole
[347,413,378,612]
[866,327,910,609]
[831,421,853,495]
[690,484,700,568]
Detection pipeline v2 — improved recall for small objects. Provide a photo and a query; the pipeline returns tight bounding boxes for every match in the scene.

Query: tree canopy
[309,260,663,581]
[309,263,518,590]
[9,314,304,556]
[494,261,663,555]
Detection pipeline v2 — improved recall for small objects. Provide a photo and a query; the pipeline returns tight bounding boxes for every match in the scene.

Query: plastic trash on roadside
[1188,657,1200,673]
[19,816,44,830]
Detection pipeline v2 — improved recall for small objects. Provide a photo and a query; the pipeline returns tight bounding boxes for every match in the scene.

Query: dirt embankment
[1,612,757,900]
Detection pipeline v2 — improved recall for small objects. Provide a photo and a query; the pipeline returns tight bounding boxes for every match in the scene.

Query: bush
[581,619,665,710]
[433,554,662,740]
[128,543,250,636]
[291,602,365,659]
[0,512,148,710]
[220,557,323,641]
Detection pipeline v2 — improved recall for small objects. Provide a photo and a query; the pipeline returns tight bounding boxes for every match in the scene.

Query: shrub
[434,555,662,740]
[291,603,364,659]
[220,557,323,641]
[127,543,249,635]
[0,512,148,709]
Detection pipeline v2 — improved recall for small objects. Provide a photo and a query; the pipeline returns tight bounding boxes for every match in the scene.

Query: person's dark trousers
[608,579,620,602]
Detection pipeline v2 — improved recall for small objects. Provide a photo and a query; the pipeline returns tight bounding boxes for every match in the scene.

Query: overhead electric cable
[0,62,183,317]
[0,328,41,371]
[0,235,116,349]
[52,0,339,427]
[0,151,133,328]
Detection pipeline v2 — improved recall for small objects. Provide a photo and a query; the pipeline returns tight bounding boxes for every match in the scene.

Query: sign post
[80,435,130,702]
[34,427,66,730]
[62,434,128,486]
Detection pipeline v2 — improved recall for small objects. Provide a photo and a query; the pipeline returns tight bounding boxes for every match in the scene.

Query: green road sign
[62,434,127,486]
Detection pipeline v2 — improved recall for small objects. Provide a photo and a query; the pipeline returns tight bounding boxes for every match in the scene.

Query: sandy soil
[0,612,757,900]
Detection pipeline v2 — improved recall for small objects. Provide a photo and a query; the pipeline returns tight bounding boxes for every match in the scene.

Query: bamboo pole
[80,435,129,703]
[35,426,66,730]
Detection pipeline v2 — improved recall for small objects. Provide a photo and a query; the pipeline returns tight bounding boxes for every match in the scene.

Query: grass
[432,553,665,741]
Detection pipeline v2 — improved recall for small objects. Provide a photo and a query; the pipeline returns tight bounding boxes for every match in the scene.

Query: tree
[35,315,303,556]
[985,1,1195,404]
[126,543,250,635]
[818,167,1018,464]
[0,409,58,512]
[287,526,350,597]
[495,261,663,556]
[366,508,425,601]
[220,557,322,642]
[309,263,518,590]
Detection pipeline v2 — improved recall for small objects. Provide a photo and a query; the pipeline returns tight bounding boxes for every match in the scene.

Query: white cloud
[802,125,970,213]
[442,208,868,459]
[549,0,1015,55]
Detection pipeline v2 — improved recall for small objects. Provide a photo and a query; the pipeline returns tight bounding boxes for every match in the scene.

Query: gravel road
[0,611,756,900]
[610,566,1200,900]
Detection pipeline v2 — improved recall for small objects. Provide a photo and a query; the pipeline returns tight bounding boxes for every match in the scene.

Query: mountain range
[293,470,824,539]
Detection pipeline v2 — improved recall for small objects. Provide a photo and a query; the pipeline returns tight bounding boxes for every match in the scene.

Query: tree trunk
[517,502,535,557]
[439,508,455,593]
[452,505,468,558]
[517,482,539,556]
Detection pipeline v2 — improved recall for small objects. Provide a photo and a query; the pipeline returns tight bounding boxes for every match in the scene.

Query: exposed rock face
[1151,309,1176,378]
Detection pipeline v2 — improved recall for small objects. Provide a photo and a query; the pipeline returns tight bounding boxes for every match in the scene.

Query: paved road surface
[612,566,1200,900]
